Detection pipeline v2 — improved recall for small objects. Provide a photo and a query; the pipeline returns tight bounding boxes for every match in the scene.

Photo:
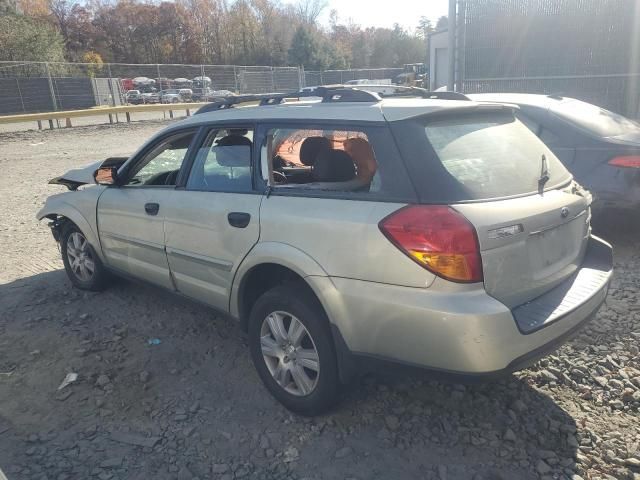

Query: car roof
[170,98,490,130]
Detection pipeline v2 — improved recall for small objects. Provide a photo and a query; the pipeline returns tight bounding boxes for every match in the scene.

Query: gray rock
[110,432,160,448]
[139,371,150,383]
[99,458,122,469]
[385,415,400,431]
[335,447,352,459]
[511,399,527,413]
[567,434,579,448]
[625,457,640,468]
[211,463,230,474]
[593,376,609,388]
[608,379,625,390]
[539,369,559,383]
[437,464,447,480]
[536,459,551,474]
[95,374,110,387]
[283,446,299,463]
[503,428,517,442]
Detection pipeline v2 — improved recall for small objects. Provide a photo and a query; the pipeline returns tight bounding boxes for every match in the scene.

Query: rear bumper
[310,236,613,376]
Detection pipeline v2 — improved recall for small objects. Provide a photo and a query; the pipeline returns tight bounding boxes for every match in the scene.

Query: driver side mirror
[94,166,118,185]
[93,156,128,186]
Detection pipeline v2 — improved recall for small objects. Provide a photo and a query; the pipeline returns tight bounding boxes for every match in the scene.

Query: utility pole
[447,0,456,92]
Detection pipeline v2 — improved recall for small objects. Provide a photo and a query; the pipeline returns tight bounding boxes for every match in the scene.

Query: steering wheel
[273,171,287,185]
[164,170,179,185]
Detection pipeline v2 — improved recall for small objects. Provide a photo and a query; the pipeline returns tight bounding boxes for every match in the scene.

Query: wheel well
[45,214,72,242]
[238,263,319,331]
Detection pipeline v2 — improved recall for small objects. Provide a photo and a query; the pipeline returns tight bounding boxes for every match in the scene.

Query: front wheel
[248,285,340,415]
[61,224,109,291]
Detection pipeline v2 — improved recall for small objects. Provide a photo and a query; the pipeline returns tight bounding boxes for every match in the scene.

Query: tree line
[1,0,447,69]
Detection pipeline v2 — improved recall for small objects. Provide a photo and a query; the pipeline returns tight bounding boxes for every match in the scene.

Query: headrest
[313,149,356,182]
[214,145,251,167]
[299,136,331,166]
[217,135,252,147]
[344,137,377,181]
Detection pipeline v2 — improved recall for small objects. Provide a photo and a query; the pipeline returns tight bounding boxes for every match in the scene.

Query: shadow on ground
[0,269,579,480]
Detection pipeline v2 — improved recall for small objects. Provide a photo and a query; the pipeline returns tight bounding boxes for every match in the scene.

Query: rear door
[162,126,262,311]
[391,110,591,307]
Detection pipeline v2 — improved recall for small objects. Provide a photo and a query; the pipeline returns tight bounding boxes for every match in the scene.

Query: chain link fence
[304,68,404,87]
[0,62,410,116]
[460,0,640,118]
[0,62,304,115]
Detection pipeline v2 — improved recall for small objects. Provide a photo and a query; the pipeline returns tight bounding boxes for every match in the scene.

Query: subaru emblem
[561,207,570,218]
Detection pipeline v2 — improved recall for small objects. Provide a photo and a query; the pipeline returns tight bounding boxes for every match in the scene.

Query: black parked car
[469,94,640,217]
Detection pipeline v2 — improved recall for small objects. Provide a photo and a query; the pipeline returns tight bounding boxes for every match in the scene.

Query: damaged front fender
[37,189,106,262]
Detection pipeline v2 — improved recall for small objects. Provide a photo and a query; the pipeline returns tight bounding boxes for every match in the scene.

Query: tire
[60,223,109,291]
[248,284,340,415]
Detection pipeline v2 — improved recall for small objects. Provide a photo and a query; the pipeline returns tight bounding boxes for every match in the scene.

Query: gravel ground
[0,122,639,480]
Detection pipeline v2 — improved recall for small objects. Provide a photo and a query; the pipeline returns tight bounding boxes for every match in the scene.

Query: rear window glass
[424,113,571,200]
[551,99,640,137]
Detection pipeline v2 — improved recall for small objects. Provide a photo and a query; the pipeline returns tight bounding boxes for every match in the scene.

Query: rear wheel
[61,224,109,291]
[248,285,339,415]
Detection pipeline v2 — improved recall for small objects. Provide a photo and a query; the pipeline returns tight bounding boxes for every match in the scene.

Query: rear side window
[421,113,571,200]
[259,124,416,201]
[551,99,640,138]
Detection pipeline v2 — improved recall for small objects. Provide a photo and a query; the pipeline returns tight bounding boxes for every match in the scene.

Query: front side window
[261,127,382,193]
[125,130,196,187]
[186,128,253,192]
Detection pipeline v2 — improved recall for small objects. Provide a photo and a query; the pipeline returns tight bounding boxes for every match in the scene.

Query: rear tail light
[379,205,483,283]
[608,156,640,168]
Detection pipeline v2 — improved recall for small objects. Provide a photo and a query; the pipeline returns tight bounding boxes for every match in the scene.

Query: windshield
[423,113,572,200]
[551,99,640,137]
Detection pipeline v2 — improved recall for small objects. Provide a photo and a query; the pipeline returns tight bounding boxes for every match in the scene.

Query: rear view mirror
[94,166,118,185]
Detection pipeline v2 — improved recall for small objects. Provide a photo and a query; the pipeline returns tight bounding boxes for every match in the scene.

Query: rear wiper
[538,154,550,193]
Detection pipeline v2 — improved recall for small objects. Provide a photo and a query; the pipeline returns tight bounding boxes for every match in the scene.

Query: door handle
[144,202,160,216]
[227,212,251,228]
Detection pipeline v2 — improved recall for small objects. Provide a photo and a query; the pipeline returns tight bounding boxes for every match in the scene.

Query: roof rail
[194,86,381,115]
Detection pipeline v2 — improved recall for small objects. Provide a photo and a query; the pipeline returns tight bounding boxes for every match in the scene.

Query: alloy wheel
[66,232,95,281]
[260,311,320,396]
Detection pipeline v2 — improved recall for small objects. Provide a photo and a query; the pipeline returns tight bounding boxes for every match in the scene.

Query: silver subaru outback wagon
[38,88,613,415]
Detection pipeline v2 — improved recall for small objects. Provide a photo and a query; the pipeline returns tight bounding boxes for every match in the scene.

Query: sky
[318,0,449,31]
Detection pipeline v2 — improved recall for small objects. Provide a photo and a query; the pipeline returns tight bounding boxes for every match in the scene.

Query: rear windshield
[422,112,571,200]
[551,99,640,137]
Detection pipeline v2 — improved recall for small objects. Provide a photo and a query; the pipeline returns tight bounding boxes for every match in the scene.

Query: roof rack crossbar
[194,86,381,114]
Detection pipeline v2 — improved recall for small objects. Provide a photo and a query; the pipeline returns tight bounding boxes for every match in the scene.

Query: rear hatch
[389,107,591,308]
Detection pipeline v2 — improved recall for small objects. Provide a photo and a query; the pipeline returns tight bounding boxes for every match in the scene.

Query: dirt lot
[0,121,639,480]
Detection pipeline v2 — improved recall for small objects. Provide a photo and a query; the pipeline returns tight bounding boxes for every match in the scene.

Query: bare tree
[295,0,326,24]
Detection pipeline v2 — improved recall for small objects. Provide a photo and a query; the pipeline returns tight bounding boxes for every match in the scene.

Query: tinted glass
[186,128,253,192]
[423,114,571,199]
[551,99,640,137]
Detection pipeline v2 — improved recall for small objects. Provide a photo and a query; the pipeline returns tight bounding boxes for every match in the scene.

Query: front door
[97,129,198,289]
[162,127,262,311]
